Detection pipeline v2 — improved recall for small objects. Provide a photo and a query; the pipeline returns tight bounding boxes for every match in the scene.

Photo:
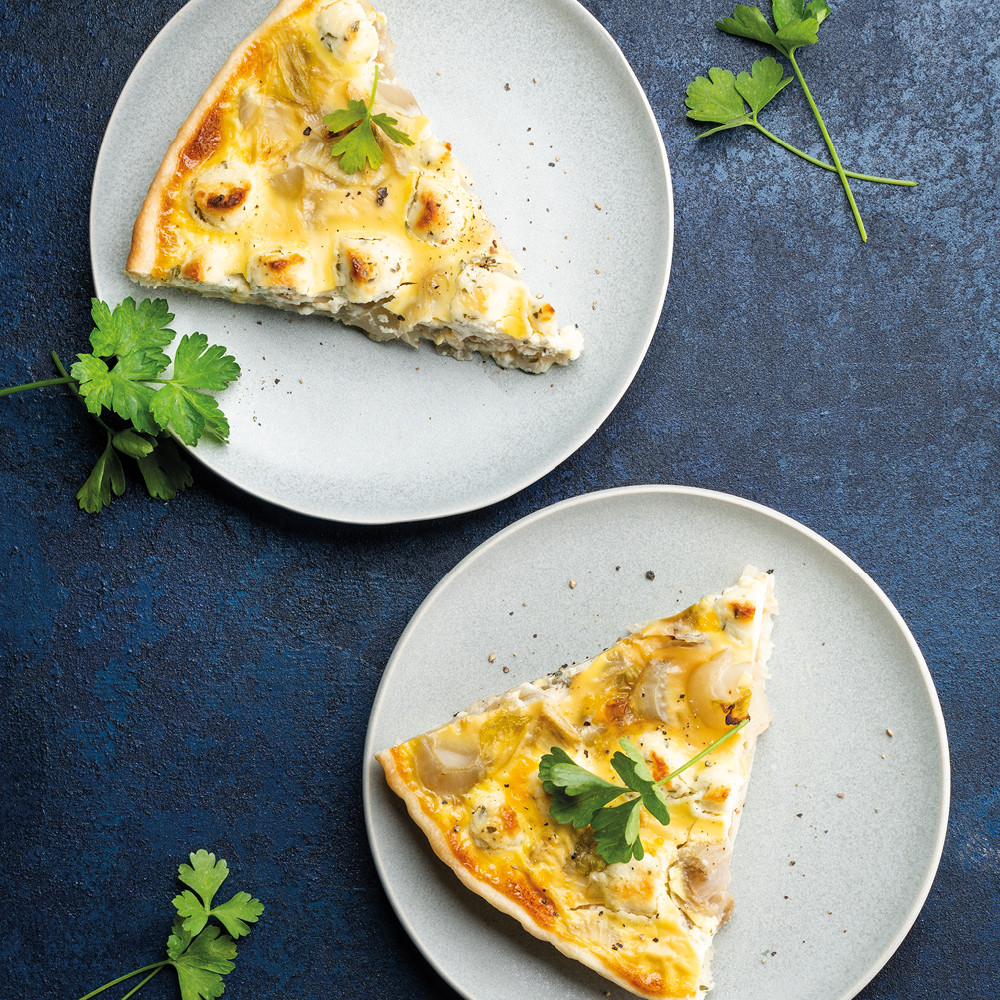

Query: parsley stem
[655,718,749,786]
[1,350,113,445]
[51,350,116,436]
[118,964,166,1000]
[52,352,80,395]
[787,50,866,242]
[751,123,917,186]
[0,376,73,396]
[77,962,168,1000]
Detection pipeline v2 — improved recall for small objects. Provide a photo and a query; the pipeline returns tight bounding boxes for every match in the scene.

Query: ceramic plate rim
[362,484,950,1000]
[89,0,673,524]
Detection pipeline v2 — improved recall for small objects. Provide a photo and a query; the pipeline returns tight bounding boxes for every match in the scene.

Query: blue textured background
[1,1,997,998]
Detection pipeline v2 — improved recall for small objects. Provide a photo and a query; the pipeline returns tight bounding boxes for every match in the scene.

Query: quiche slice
[377,568,776,999]
[126,0,582,373]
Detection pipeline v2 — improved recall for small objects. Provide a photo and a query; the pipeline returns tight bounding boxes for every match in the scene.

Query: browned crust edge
[125,0,309,277]
[374,748,670,1000]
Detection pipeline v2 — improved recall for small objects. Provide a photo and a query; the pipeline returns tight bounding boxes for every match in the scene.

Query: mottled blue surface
[1,1,997,998]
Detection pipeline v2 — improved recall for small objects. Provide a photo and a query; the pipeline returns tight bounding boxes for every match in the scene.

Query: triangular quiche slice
[377,567,777,999]
[126,0,582,373]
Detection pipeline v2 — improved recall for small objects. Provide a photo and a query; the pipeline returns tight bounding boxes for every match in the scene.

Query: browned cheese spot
[601,697,639,730]
[347,249,373,284]
[648,749,670,782]
[506,873,559,928]
[724,702,749,726]
[205,185,250,211]
[498,804,520,834]
[263,253,305,287]
[416,192,443,232]
[619,963,665,996]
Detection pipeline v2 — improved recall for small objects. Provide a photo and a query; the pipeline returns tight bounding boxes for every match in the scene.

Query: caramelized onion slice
[678,843,732,903]
[631,658,682,723]
[414,732,484,796]
[478,710,528,770]
[686,649,753,730]
[269,164,305,198]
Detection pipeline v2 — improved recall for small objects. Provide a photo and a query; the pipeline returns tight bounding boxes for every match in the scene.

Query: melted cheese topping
[133,0,581,371]
[379,571,776,1000]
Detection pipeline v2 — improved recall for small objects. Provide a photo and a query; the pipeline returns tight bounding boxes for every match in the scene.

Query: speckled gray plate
[363,485,949,1000]
[90,0,671,523]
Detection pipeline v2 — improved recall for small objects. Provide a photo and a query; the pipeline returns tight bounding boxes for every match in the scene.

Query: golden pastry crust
[376,569,777,999]
[126,0,582,372]
[127,0,298,275]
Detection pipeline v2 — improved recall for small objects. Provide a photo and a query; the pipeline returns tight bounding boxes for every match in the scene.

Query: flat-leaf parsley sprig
[714,0,885,241]
[539,720,749,865]
[686,57,917,187]
[0,297,240,513]
[78,850,264,1000]
[323,65,414,173]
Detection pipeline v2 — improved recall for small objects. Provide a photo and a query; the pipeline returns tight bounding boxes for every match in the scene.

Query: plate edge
[88,0,675,525]
[361,483,951,1000]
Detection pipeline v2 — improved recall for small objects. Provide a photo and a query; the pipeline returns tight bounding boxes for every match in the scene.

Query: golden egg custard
[377,568,776,999]
[126,0,582,373]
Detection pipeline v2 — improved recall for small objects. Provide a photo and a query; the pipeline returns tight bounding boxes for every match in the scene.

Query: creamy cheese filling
[138,0,581,369]
[381,569,776,1000]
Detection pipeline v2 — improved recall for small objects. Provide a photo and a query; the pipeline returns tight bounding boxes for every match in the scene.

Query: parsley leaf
[686,58,917,186]
[76,327,240,446]
[589,740,673,864]
[112,428,156,458]
[77,436,127,514]
[328,101,383,173]
[686,57,792,137]
[538,721,749,865]
[168,332,243,391]
[72,353,162,435]
[538,746,627,827]
[210,894,266,940]
[2,297,240,512]
[685,66,752,133]
[716,4,782,49]
[735,56,792,115]
[149,333,239,445]
[173,850,264,939]
[173,926,237,1000]
[76,851,262,1000]
[136,437,194,501]
[610,739,671,827]
[324,65,414,173]
[88,296,175,366]
[177,850,232,907]
[590,798,645,864]
[686,59,793,137]
[716,0,829,57]
[166,918,195,961]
